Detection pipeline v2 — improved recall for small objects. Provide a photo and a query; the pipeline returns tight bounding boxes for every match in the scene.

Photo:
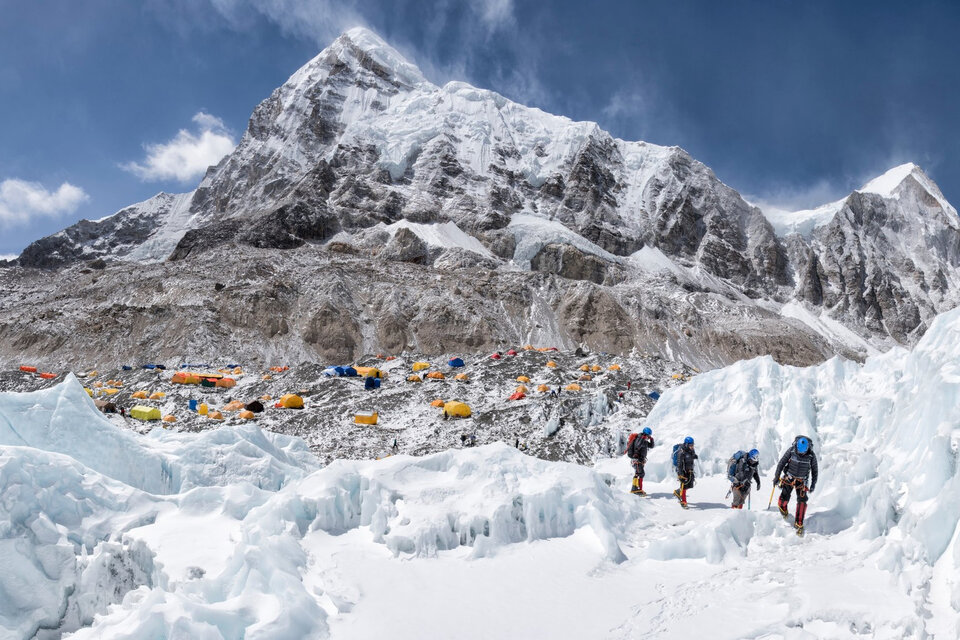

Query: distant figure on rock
[392,438,399,452]
[774,436,818,536]
[672,436,698,508]
[627,380,632,390]
[728,449,761,509]
[626,427,654,496]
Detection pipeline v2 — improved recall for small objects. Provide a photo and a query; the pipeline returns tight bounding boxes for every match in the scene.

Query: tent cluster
[171,371,236,388]
[323,366,359,377]
[20,366,57,379]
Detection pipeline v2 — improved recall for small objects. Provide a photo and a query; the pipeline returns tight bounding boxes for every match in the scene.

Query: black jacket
[775,445,819,491]
[627,434,654,463]
[676,444,698,477]
[731,458,760,488]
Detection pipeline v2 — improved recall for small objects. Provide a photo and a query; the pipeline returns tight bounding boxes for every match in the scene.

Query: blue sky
[2,0,959,257]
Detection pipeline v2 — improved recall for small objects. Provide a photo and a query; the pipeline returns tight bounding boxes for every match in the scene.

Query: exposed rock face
[8,29,960,366]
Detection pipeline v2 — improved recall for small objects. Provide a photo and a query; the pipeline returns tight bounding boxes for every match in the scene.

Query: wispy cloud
[744,178,848,215]
[122,112,236,183]
[0,179,89,226]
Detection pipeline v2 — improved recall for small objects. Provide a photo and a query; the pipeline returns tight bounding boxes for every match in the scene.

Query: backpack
[625,433,639,456]
[727,451,746,481]
[671,443,681,471]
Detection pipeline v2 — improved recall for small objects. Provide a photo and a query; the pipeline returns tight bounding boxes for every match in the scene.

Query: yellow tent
[149,391,166,400]
[430,398,445,407]
[578,364,590,372]
[516,375,530,383]
[407,374,423,383]
[591,365,602,372]
[224,400,246,412]
[354,411,379,425]
[84,388,93,397]
[208,411,224,420]
[515,385,529,394]
[260,394,272,401]
[99,388,119,396]
[198,403,208,416]
[671,373,684,380]
[239,410,256,420]
[608,364,621,371]
[131,390,148,399]
[279,394,304,409]
[356,366,386,378]
[426,371,446,380]
[565,383,582,392]
[233,367,243,375]
[443,401,471,418]
[537,384,550,393]
[130,405,161,421]
[162,415,176,423]
[546,361,557,368]
[454,373,469,381]
[412,362,430,372]
[262,374,272,380]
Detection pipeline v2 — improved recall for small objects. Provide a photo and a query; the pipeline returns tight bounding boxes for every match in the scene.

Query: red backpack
[625,433,639,455]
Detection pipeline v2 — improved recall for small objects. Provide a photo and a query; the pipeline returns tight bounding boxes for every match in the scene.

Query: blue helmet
[796,437,809,454]
[748,448,760,462]
[684,436,694,446]
[642,427,652,436]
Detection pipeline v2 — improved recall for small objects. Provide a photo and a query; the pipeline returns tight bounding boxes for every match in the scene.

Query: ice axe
[767,484,776,510]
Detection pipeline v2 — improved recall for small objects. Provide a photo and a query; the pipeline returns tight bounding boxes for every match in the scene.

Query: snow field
[7,307,960,636]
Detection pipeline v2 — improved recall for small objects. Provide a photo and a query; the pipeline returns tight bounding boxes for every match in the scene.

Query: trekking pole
[767,485,776,510]
[748,492,751,510]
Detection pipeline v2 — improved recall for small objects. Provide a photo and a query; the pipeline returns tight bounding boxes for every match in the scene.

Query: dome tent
[443,401,471,418]
[448,358,465,367]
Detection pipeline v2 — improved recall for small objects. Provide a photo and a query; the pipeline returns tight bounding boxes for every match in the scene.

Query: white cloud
[122,111,236,183]
[0,179,89,226]
[745,178,847,214]
[0,253,19,261]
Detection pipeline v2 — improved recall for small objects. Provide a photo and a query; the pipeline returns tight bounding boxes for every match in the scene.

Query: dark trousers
[778,478,808,525]
[631,459,646,478]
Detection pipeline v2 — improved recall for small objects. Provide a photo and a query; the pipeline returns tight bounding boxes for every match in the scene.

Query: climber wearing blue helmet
[729,448,762,509]
[773,436,819,536]
[626,427,655,495]
[672,436,699,507]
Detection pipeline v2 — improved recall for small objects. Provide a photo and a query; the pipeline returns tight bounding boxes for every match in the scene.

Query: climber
[729,449,761,509]
[773,436,819,535]
[626,427,655,495]
[672,436,698,507]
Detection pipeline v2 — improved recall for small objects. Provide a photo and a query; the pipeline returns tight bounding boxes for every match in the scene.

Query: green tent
[130,405,161,421]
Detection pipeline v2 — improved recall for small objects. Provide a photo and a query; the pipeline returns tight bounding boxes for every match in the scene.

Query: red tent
[508,391,526,401]
[506,349,518,356]
[490,353,502,360]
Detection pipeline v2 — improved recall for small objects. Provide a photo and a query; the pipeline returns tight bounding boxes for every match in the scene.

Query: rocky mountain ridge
[5,27,960,368]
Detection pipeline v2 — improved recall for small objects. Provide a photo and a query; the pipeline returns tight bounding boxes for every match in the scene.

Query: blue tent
[323,367,339,377]
[343,367,359,377]
[121,365,132,371]
[648,391,661,401]
[181,363,210,369]
[156,364,166,370]
[142,364,157,370]
[448,357,465,367]
[365,376,381,390]
[225,363,240,368]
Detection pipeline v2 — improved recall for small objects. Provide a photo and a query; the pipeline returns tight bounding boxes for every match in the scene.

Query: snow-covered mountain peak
[857,162,921,198]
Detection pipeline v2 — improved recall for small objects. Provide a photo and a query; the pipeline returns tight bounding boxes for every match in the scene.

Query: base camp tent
[354,411,379,425]
[430,398,445,407]
[508,391,525,401]
[245,400,265,413]
[565,384,582,392]
[365,377,382,390]
[407,374,423,382]
[443,401,471,418]
[516,376,530,383]
[448,358,465,367]
[278,394,304,409]
[454,373,469,381]
[426,372,445,380]
[130,405,161,421]
[412,362,430,372]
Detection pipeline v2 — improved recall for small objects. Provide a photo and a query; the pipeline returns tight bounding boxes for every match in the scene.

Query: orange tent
[223,400,246,412]
[430,398,445,407]
[216,378,236,388]
[454,373,469,381]
[565,383,582,392]
[509,391,526,401]
[537,384,550,393]
[19,365,37,373]
[426,372,446,380]
[591,365,602,372]
[516,376,531,383]
[578,364,590,372]
[239,410,256,420]
[515,385,529,394]
[39,372,57,379]
[162,415,176,423]
[546,361,557,368]
[208,411,224,420]
[608,364,622,371]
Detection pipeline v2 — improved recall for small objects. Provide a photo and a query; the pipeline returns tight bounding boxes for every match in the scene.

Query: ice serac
[8,28,960,366]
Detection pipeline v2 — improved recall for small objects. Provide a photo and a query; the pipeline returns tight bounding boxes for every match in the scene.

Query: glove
[773,476,780,487]
[808,486,815,493]
[756,478,761,490]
